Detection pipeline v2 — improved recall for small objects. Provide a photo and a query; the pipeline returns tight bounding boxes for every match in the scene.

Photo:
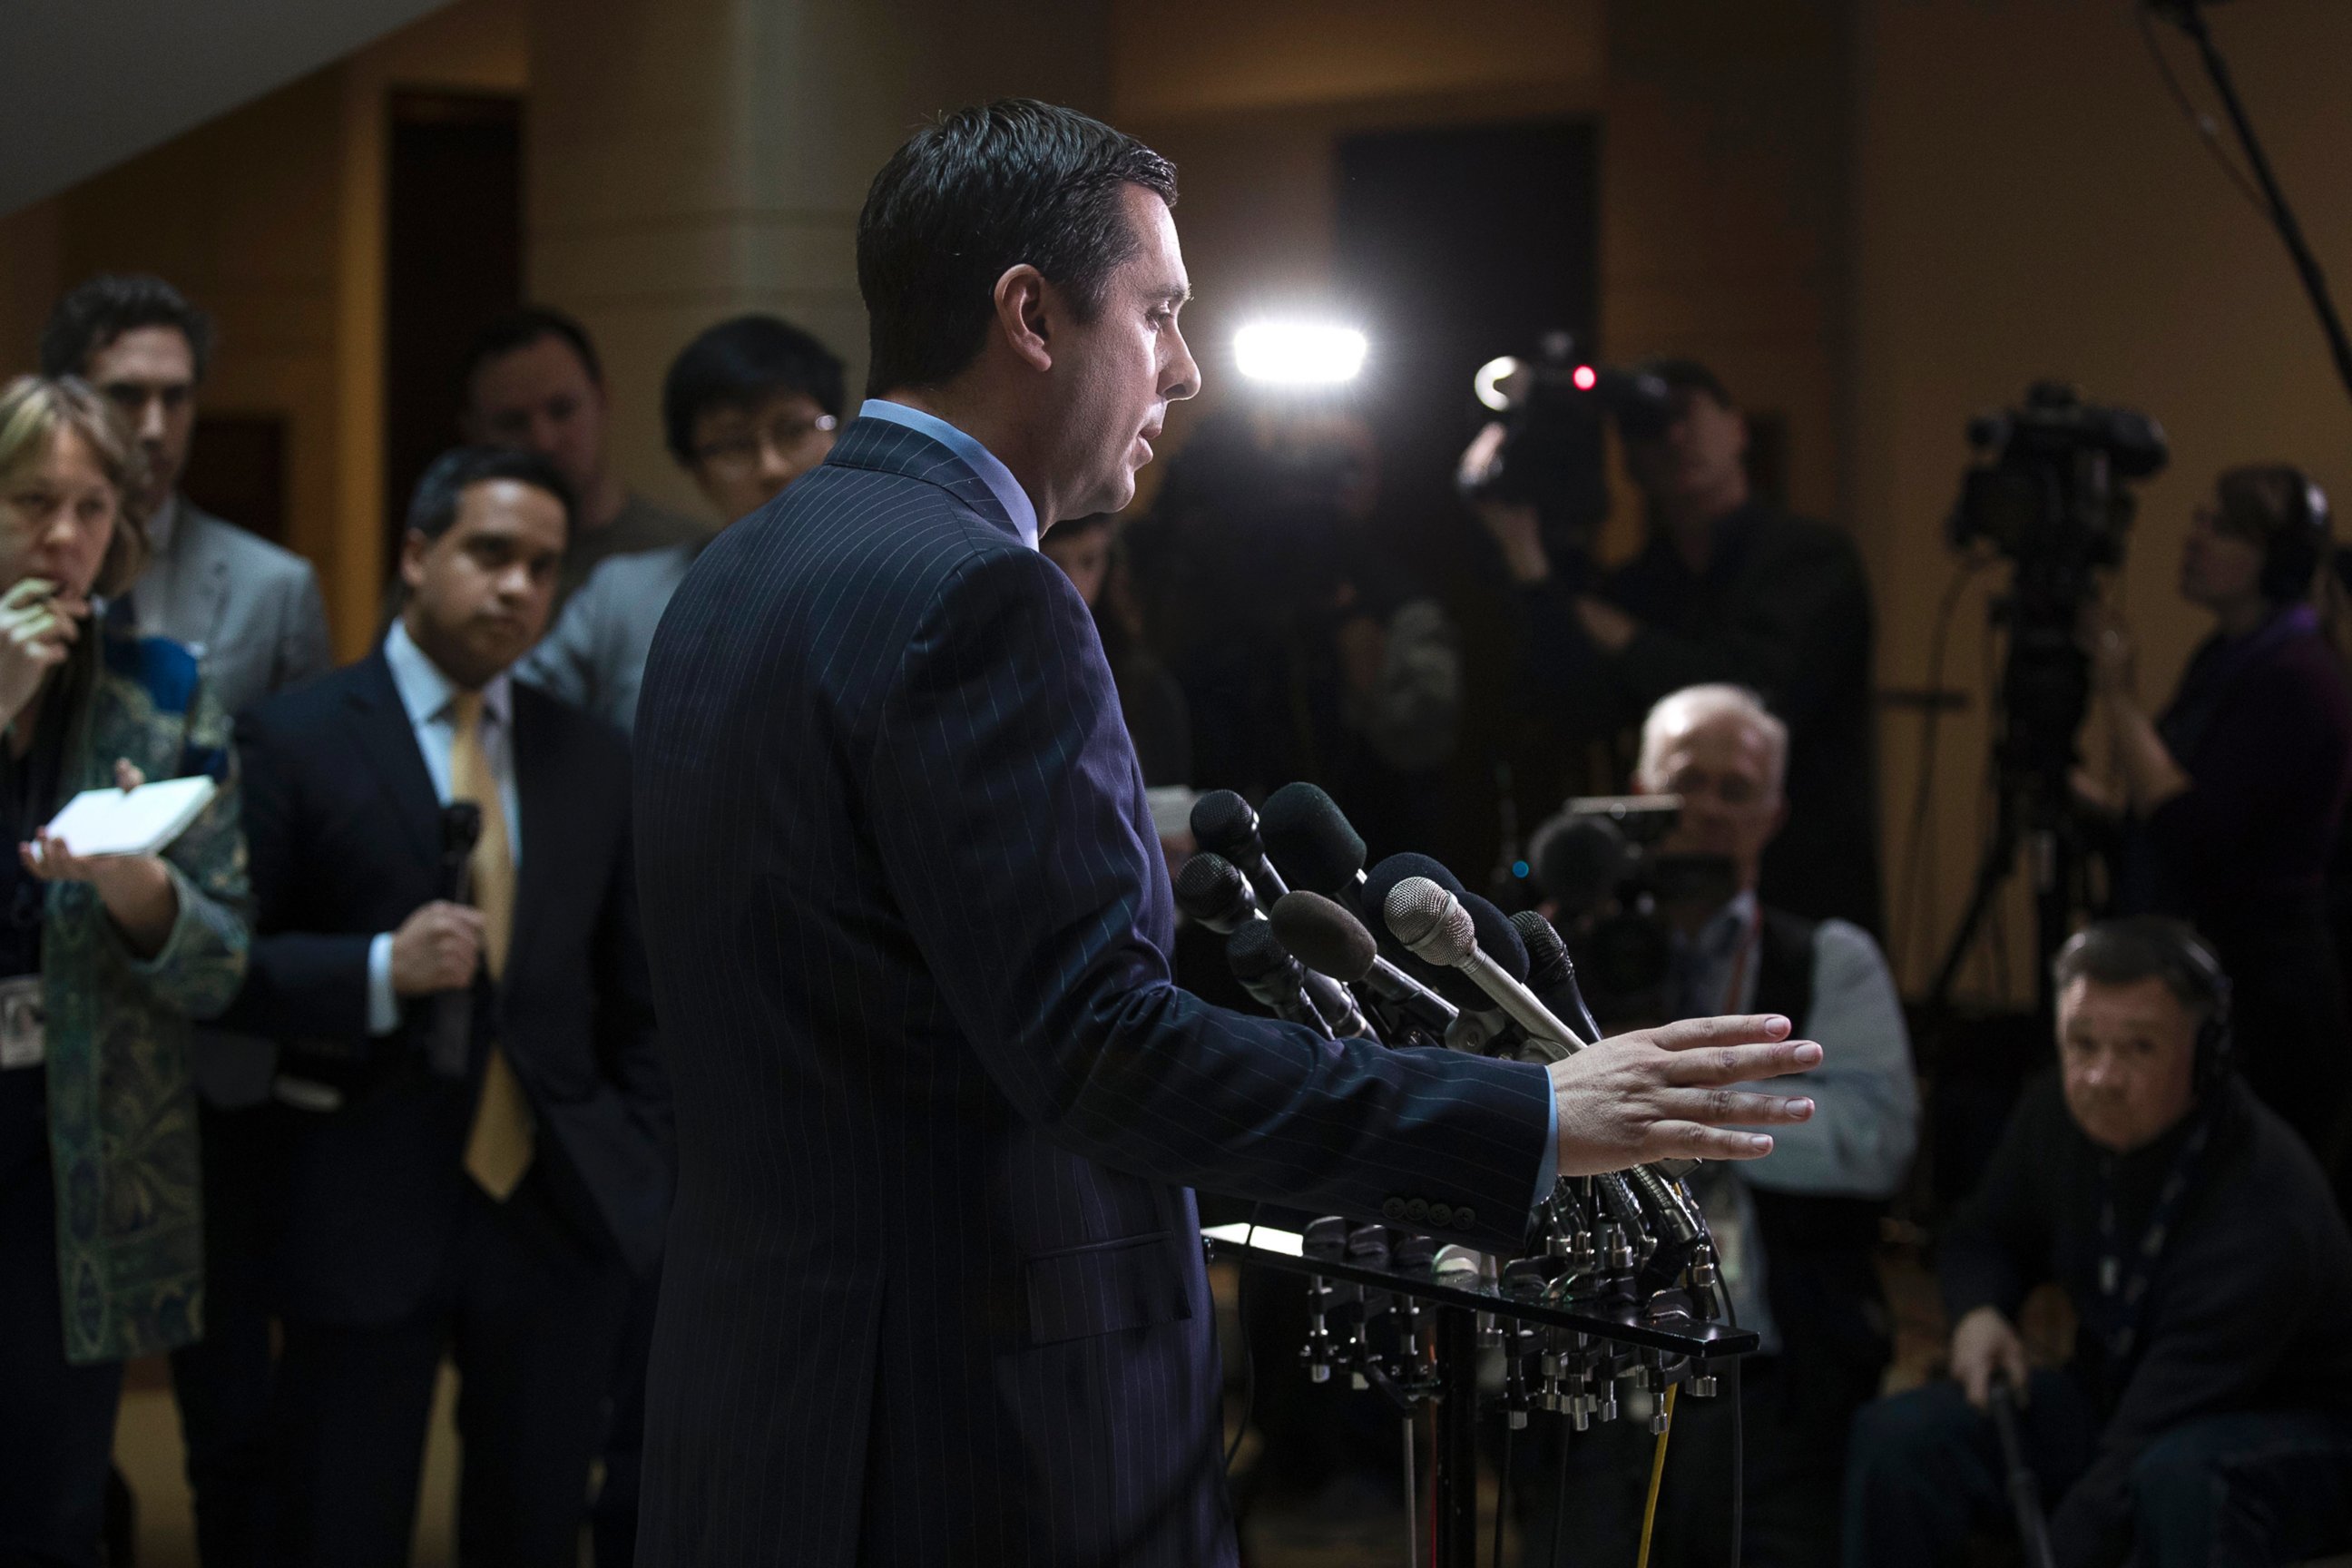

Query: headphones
[2255,467,2332,603]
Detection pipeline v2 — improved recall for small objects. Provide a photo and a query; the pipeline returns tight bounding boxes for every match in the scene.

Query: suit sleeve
[221,702,378,1042]
[275,561,335,694]
[593,782,671,1163]
[865,545,1552,1251]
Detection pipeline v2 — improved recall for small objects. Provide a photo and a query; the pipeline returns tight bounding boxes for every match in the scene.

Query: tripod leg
[1931,811,2023,1007]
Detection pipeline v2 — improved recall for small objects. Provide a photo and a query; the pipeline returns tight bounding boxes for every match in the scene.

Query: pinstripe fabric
[632,417,1554,1565]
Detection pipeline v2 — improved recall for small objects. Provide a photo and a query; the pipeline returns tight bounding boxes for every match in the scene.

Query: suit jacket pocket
[1023,1230,1190,1348]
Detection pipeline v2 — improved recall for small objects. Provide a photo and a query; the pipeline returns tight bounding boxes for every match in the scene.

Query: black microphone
[1531,812,1633,923]
[1226,918,1334,1036]
[427,803,483,1078]
[1269,891,1457,1036]
[1173,852,1259,934]
[1190,790,1289,908]
[1511,909,1605,1044]
[1259,782,1370,910]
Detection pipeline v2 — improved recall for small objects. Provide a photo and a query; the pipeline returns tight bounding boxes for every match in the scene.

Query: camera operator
[1130,408,1462,857]
[1524,683,1916,1566]
[1845,919,2352,1568]
[2083,465,2352,1181]
[1478,359,1883,936]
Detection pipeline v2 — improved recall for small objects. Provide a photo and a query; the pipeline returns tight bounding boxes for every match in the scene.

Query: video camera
[1456,332,1677,561]
[1949,381,2168,794]
[1529,797,1739,1030]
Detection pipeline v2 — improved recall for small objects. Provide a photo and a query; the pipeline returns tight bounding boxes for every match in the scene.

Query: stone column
[526,0,1110,515]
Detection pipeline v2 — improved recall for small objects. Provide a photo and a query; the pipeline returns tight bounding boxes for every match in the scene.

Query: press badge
[0,975,44,1069]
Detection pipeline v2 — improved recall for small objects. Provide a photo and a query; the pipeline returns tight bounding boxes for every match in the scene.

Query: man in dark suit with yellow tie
[633,100,1821,1566]
[227,446,668,1567]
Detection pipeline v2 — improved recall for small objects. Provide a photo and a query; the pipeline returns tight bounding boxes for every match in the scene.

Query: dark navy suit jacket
[227,650,671,1323]
[632,417,1553,1565]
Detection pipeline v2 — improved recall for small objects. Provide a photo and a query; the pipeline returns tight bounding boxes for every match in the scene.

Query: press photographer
[1523,683,1916,1565]
[1471,357,1883,935]
[2081,465,2352,1182]
[1846,919,2352,1568]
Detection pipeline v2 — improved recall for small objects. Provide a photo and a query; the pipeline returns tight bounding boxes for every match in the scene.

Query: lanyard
[1717,901,1762,1017]
[2092,1111,2213,1370]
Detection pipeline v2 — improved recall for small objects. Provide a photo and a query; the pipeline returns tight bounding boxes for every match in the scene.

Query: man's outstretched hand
[1549,1013,1820,1175]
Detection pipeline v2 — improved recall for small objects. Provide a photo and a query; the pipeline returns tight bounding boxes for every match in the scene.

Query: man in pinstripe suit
[632,99,1822,1566]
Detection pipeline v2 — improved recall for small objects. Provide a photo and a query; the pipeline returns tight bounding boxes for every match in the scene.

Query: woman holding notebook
[0,375,252,1568]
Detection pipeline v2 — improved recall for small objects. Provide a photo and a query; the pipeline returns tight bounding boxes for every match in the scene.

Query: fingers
[1959,1357,1991,1412]
[1645,1122,1777,1162]
[2002,1340,2032,1406]
[0,578,54,612]
[114,759,147,791]
[1659,1037,1822,1087]
[1666,1087,1815,1127]
[1643,1014,1793,1053]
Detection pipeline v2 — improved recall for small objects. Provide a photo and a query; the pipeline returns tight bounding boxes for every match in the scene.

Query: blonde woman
[0,377,250,1567]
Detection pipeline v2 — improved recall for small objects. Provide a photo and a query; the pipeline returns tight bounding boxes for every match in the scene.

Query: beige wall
[1852,0,2352,995]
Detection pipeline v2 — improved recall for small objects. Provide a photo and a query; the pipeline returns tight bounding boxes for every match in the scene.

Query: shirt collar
[146,495,181,557]
[383,618,512,730]
[858,398,1040,551]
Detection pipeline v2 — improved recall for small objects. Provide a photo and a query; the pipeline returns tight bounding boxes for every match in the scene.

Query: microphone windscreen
[1173,852,1251,926]
[1270,891,1378,982]
[1511,909,1573,993]
[1190,790,1259,857]
[1224,916,1295,983]
[1531,813,1632,920]
[1259,782,1367,896]
[1462,892,1529,982]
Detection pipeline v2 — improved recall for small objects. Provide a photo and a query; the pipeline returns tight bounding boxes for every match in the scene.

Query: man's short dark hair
[406,446,575,544]
[40,274,217,382]
[662,315,846,465]
[464,306,603,395]
[2053,917,2227,1022]
[1635,358,1734,408]
[856,98,1177,397]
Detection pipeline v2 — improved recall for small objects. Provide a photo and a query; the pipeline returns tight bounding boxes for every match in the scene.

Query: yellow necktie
[450,691,532,1200]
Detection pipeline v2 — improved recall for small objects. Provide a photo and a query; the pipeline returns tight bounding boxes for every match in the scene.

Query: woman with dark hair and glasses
[0,377,250,1566]
[2088,463,2352,1181]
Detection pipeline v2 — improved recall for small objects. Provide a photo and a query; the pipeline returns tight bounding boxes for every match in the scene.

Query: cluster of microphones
[1178,783,1730,1431]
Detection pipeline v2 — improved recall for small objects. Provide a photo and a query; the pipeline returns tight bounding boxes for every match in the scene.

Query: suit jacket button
[1453,1206,1475,1230]
[1427,1203,1454,1229]
[1404,1198,1429,1223]
[1382,1197,1407,1221]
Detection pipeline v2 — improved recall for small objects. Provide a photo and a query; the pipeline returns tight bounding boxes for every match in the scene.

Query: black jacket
[1524,502,1881,934]
[226,649,669,1324]
[1939,1073,2352,1567]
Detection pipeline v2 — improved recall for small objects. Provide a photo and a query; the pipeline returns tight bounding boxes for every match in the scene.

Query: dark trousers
[1513,1353,1871,1568]
[166,1098,283,1567]
[590,1264,660,1568]
[1843,1373,2352,1567]
[265,1172,630,1568]
[0,1110,125,1568]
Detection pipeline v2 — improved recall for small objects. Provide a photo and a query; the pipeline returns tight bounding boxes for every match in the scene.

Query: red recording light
[1572,365,1598,391]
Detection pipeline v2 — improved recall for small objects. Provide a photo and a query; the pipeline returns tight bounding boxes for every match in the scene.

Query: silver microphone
[1383,877,1589,1054]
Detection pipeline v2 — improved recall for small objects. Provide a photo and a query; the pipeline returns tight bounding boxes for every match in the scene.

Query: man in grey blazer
[43,272,333,1568]
[519,313,842,733]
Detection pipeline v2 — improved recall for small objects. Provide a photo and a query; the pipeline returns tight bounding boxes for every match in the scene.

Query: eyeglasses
[692,412,838,474]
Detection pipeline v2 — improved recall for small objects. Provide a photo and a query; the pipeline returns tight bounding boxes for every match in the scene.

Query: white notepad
[44,776,218,858]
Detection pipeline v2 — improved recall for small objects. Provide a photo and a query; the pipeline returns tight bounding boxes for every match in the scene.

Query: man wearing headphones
[2084,464,2352,1186]
[1844,919,2352,1568]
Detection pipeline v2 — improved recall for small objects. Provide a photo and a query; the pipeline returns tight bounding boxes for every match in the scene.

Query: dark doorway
[1331,119,1601,882]
[384,90,522,578]
[182,413,288,544]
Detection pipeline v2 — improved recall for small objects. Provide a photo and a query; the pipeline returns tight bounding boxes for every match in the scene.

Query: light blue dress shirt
[858,398,1041,551]
[863,398,1562,1216]
[1673,889,1918,1349]
[364,620,522,1035]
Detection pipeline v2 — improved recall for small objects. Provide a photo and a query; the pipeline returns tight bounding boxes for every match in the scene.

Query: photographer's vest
[1749,907,1894,1392]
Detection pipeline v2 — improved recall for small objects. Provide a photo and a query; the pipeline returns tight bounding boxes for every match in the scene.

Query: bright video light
[1235,323,1367,386]
[1474,356,1521,411]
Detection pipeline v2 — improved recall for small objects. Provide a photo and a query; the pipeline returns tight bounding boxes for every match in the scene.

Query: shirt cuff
[1532,1084,1561,1214]
[367,932,400,1036]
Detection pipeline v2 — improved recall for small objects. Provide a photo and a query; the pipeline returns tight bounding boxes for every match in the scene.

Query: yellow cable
[1634,1384,1679,1568]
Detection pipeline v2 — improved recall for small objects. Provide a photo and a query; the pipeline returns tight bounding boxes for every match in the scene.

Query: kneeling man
[1844,918,2352,1568]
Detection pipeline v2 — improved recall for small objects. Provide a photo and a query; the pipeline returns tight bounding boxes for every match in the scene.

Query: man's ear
[399,529,432,595]
[993,264,1054,374]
